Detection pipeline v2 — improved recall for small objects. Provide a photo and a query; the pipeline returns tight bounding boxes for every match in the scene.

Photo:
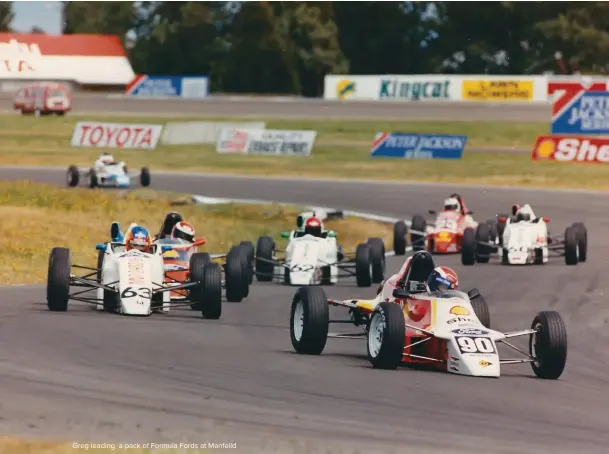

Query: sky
[12,1,62,35]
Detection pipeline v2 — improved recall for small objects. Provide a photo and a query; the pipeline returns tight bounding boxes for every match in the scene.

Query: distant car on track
[461,203,587,266]
[66,152,150,189]
[289,251,567,379]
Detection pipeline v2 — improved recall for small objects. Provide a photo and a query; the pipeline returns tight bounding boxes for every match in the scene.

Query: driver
[303,216,324,237]
[157,212,184,239]
[512,203,536,222]
[171,221,196,243]
[93,152,117,173]
[125,226,153,253]
[443,197,462,213]
[426,266,459,294]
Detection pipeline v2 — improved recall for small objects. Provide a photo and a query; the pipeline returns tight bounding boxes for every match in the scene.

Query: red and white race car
[394,193,492,254]
[289,251,567,379]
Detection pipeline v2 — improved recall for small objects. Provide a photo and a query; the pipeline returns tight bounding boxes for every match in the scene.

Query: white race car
[46,225,222,319]
[253,211,386,287]
[461,204,587,266]
[289,251,568,379]
[66,156,151,189]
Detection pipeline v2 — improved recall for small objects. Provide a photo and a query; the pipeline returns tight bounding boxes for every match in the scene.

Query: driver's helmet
[99,152,114,165]
[171,221,195,243]
[125,226,152,253]
[160,212,183,237]
[443,197,461,212]
[426,266,458,293]
[304,216,323,237]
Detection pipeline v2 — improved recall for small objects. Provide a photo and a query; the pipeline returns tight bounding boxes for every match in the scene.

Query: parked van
[14,82,71,116]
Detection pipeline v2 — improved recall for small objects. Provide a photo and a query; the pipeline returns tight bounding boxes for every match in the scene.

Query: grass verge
[0,181,393,285]
[4,113,609,190]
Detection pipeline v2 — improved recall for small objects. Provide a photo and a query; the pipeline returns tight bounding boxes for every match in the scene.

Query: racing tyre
[225,246,246,302]
[496,214,509,246]
[486,219,499,244]
[467,288,490,328]
[367,237,385,284]
[189,253,211,309]
[89,169,98,188]
[189,258,222,319]
[290,286,329,355]
[66,165,79,187]
[564,226,578,265]
[355,243,372,287]
[47,247,71,311]
[393,221,408,255]
[572,222,587,262]
[367,302,405,370]
[475,223,491,263]
[410,215,427,251]
[140,167,151,187]
[461,227,476,266]
[239,241,255,284]
[529,311,567,379]
[255,236,275,282]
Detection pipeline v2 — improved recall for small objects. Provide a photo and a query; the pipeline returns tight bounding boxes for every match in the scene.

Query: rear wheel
[461,227,475,266]
[255,236,275,282]
[367,237,385,284]
[564,226,578,265]
[239,241,255,284]
[393,221,407,255]
[89,169,98,188]
[225,246,246,302]
[140,167,151,187]
[290,286,329,355]
[355,243,372,287]
[467,288,490,328]
[66,165,79,187]
[367,302,405,370]
[529,311,567,379]
[47,247,71,311]
[475,223,491,263]
[572,222,587,262]
[410,215,427,251]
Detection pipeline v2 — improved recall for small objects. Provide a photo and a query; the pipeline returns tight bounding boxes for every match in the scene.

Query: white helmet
[100,152,114,164]
[171,221,195,242]
[444,197,461,212]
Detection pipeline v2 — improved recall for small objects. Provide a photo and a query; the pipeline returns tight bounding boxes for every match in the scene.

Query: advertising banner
[216,129,317,156]
[370,132,467,159]
[549,80,609,135]
[532,135,609,163]
[161,121,266,145]
[462,80,533,101]
[71,122,164,149]
[126,75,208,98]
[324,75,455,101]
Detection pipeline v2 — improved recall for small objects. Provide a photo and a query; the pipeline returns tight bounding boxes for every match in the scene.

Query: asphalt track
[1,96,608,453]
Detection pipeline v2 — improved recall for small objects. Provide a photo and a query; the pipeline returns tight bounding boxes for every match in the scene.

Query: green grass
[0,181,393,284]
[3,113,609,190]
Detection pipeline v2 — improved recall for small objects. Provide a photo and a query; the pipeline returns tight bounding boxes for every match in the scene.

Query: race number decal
[121,287,152,299]
[291,264,314,272]
[455,336,495,354]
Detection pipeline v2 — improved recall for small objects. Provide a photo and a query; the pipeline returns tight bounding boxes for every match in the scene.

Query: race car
[254,215,386,287]
[47,224,223,319]
[66,153,151,189]
[111,215,251,306]
[393,193,479,255]
[289,251,567,379]
[461,203,588,266]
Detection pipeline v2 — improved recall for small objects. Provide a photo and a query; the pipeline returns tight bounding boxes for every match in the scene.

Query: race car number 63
[121,287,151,298]
[455,336,495,354]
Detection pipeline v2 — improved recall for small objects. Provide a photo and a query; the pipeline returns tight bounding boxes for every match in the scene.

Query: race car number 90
[455,336,495,354]
[290,264,314,272]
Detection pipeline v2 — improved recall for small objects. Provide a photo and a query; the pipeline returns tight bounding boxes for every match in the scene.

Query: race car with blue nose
[66,152,151,189]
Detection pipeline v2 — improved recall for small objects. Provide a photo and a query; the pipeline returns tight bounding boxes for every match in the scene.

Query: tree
[0,1,13,32]
[63,1,136,44]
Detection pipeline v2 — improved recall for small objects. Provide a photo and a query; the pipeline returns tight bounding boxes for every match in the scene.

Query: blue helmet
[126,226,152,252]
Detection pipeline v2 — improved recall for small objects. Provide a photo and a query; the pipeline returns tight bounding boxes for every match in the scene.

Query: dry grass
[0,181,393,285]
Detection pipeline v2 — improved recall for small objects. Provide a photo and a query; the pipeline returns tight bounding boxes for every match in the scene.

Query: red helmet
[171,221,195,242]
[304,216,323,237]
[426,266,458,293]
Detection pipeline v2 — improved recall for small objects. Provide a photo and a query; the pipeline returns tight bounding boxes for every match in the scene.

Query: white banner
[216,129,317,156]
[161,121,266,145]
[324,74,550,102]
[71,122,164,149]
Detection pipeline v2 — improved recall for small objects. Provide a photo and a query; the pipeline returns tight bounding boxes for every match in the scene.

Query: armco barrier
[324,74,565,102]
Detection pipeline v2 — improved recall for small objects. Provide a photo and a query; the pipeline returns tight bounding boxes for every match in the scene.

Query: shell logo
[535,139,555,159]
[449,305,470,316]
[479,360,491,367]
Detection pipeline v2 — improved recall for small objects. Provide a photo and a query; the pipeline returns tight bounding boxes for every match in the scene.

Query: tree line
[0,2,607,96]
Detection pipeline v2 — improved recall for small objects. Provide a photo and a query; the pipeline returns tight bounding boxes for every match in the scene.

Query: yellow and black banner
[462,80,533,101]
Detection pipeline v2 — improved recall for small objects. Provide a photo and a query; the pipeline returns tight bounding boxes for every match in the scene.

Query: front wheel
[564,226,578,265]
[255,236,275,282]
[529,311,567,379]
[461,227,475,266]
[355,243,372,287]
[140,167,151,187]
[393,221,407,255]
[367,237,385,284]
[367,302,405,370]
[47,247,71,311]
[67,165,79,187]
[290,286,329,355]
[225,245,246,302]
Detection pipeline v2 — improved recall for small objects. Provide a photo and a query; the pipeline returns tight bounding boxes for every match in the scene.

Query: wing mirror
[542,217,550,223]
[161,245,173,253]
[327,230,336,238]
[392,288,410,299]
[193,238,206,247]
[428,209,436,215]
[96,243,106,251]
[280,232,290,238]
[497,216,507,223]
